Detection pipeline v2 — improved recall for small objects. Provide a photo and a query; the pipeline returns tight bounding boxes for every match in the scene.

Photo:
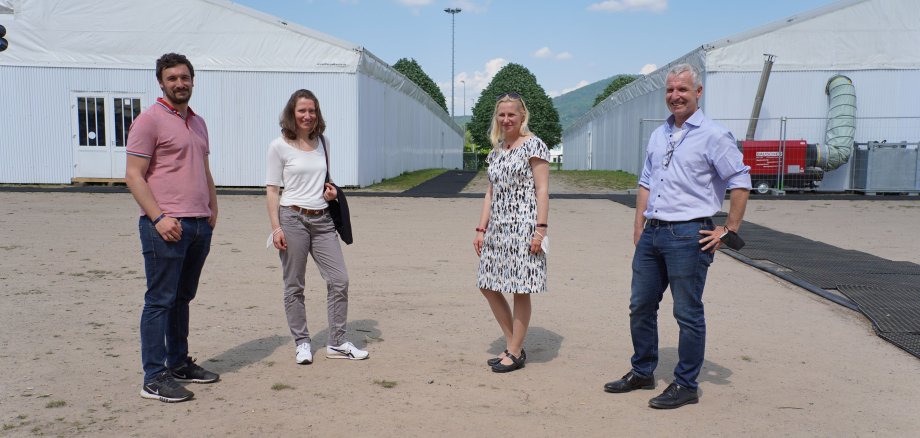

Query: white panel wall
[356,74,463,187]
[0,65,461,187]
[0,66,156,184]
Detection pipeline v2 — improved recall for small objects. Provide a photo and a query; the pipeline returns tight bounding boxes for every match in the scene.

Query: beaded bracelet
[475,227,486,233]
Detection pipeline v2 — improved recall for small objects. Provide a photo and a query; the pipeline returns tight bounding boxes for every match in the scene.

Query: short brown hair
[280,89,326,140]
[156,53,195,82]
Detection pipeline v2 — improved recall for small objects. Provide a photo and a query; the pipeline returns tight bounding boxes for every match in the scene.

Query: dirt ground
[1,191,919,437]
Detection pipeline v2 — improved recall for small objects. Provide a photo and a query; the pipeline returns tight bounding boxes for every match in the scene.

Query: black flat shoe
[648,383,698,409]
[486,349,526,367]
[487,350,508,366]
[603,370,655,393]
[491,352,525,373]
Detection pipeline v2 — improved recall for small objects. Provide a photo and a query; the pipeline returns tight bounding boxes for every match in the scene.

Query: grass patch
[373,379,397,389]
[45,400,66,408]
[552,170,638,191]
[361,169,448,192]
[271,383,294,391]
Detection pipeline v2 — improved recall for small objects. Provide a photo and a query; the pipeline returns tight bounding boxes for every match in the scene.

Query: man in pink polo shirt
[125,53,220,403]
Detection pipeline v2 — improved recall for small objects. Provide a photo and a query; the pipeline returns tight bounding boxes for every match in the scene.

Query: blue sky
[233,0,836,115]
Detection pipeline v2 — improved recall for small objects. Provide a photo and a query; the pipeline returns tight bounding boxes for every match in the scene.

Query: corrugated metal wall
[356,74,463,187]
[562,65,920,191]
[0,66,461,187]
[562,51,706,175]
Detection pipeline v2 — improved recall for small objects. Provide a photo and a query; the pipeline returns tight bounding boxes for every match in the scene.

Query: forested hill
[552,75,618,129]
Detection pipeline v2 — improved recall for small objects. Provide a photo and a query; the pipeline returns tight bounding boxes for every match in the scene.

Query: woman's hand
[530,230,545,255]
[473,232,485,256]
[323,183,337,201]
[273,229,287,250]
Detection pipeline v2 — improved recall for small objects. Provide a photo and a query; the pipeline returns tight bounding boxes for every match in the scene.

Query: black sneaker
[169,358,220,383]
[141,371,194,403]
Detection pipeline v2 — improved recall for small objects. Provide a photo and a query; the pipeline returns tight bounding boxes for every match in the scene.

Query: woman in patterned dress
[473,93,550,373]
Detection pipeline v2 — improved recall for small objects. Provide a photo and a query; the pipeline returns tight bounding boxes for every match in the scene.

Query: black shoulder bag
[320,135,353,245]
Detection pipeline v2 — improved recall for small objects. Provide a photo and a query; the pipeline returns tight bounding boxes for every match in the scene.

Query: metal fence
[638,116,920,194]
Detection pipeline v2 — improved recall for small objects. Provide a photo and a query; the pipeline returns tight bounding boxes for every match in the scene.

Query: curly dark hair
[280,89,326,140]
[155,53,195,82]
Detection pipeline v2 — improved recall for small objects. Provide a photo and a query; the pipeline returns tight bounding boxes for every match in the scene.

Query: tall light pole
[460,80,466,116]
[444,7,461,117]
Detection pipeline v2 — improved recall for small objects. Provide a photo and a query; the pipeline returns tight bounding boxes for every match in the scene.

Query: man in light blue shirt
[603,63,751,409]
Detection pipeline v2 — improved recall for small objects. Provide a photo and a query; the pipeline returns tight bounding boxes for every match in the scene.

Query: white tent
[0,0,462,186]
[563,0,920,191]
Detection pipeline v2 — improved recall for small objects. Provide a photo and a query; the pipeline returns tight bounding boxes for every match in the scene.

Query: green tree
[468,63,562,151]
[392,58,448,113]
[593,74,638,107]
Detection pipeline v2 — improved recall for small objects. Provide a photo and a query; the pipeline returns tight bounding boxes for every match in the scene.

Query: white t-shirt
[265,136,329,210]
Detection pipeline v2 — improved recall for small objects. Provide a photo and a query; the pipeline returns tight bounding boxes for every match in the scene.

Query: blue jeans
[138,217,212,383]
[629,219,714,389]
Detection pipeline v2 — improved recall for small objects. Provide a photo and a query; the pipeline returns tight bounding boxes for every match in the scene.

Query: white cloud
[587,0,667,13]
[533,47,573,61]
[549,80,590,98]
[448,0,491,14]
[445,58,508,113]
[639,63,657,74]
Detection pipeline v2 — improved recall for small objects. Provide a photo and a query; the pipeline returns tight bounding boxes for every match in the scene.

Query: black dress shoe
[491,352,525,373]
[648,383,698,409]
[487,349,525,366]
[603,371,656,393]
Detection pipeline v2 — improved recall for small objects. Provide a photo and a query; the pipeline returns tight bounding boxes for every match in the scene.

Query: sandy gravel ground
[1,192,919,437]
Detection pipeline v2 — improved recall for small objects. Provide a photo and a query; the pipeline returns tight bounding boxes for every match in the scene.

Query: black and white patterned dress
[477,136,550,294]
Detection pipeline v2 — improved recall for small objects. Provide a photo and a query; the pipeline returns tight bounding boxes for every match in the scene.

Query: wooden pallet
[71,178,126,186]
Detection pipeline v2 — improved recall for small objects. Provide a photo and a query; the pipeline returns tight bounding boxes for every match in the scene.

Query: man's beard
[164,87,191,105]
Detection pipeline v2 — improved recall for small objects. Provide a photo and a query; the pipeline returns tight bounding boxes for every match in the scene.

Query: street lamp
[460,80,466,117]
[444,7,461,117]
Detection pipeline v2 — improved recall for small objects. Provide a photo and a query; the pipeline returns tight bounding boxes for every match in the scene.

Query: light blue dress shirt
[639,110,751,221]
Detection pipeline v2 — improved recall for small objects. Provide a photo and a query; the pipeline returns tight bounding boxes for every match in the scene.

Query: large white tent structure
[0,0,463,187]
[563,0,920,191]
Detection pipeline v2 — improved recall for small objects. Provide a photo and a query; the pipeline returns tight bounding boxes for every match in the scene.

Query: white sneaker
[326,341,369,360]
[295,343,313,364]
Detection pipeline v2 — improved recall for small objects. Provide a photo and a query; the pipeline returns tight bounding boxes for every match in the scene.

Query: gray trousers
[279,207,349,347]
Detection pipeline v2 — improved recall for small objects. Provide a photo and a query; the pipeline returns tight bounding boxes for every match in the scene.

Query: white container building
[563,0,920,191]
[0,0,463,187]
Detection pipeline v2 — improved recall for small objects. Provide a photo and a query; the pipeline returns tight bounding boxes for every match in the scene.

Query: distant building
[563,0,920,191]
[0,0,462,187]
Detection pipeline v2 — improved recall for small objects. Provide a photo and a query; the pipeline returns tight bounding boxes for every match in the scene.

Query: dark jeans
[629,219,714,389]
[138,217,212,383]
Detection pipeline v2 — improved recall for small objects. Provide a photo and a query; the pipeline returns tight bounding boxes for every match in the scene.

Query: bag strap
[319,134,332,184]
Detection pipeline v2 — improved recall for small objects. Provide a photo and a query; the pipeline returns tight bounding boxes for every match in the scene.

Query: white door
[72,93,143,179]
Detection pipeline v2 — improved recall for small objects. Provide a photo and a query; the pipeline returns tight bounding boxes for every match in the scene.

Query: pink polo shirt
[126,98,212,217]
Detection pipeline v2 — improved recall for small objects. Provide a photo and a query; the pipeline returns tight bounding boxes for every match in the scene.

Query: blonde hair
[488,94,532,149]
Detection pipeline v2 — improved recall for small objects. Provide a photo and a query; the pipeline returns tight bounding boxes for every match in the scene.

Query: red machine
[739,140,824,194]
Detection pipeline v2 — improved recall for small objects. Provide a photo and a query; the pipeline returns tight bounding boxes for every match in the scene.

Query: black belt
[645,217,711,227]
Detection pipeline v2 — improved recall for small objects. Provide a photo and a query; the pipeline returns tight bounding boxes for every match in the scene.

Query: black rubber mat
[706,220,920,359]
[403,170,477,195]
[877,332,920,357]
[837,285,920,333]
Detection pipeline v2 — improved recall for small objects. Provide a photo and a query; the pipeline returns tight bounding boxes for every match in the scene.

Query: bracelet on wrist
[475,227,486,233]
[152,213,166,225]
[536,223,548,228]
[272,227,283,236]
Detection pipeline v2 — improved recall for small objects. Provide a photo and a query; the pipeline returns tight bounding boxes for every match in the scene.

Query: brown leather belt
[287,205,327,216]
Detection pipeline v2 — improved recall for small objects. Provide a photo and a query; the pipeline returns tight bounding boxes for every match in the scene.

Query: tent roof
[0,0,362,72]
[703,0,920,71]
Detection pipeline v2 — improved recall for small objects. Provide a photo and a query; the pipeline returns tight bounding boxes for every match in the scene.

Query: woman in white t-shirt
[265,89,368,364]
